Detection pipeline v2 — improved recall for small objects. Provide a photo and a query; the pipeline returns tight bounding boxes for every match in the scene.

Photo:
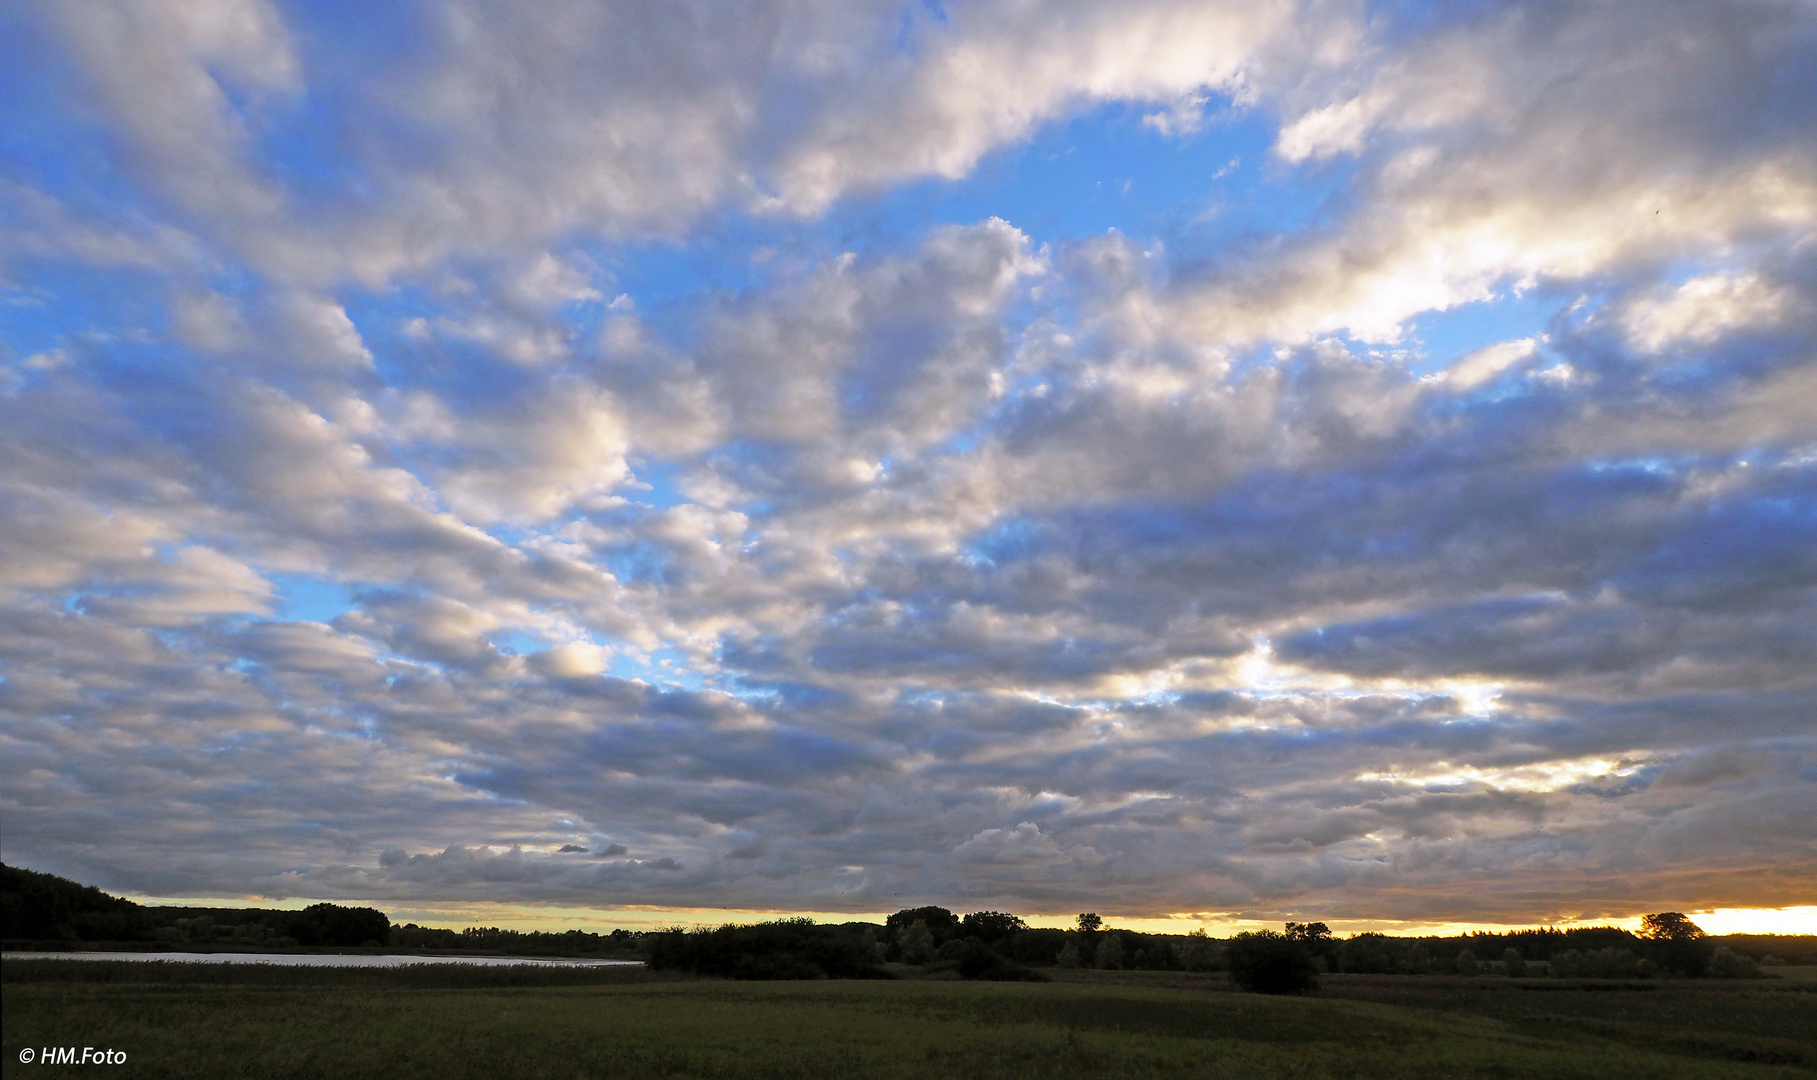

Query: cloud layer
[2,0,1814,924]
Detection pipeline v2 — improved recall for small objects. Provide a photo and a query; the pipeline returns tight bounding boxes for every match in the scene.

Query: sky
[1,0,1814,935]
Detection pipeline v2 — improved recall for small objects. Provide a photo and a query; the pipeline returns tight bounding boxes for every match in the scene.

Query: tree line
[2,864,389,948]
[644,907,1794,990]
[7,863,1811,987]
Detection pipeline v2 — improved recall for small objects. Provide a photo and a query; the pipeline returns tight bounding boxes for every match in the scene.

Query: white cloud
[1619,272,1803,352]
[1436,336,1540,392]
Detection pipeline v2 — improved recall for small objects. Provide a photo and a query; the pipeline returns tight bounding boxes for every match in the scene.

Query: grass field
[4,961,1813,1079]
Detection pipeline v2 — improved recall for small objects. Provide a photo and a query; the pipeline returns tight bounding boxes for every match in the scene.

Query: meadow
[4,960,1813,1079]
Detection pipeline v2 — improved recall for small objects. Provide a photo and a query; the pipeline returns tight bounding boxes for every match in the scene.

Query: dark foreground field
[4,961,1813,1079]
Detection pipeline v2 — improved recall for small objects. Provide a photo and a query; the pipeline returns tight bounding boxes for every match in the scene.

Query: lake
[1,951,641,968]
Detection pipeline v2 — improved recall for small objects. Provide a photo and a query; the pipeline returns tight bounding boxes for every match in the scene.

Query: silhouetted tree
[1228,930,1319,994]
[1640,912,1710,977]
[1076,913,1102,932]
[1640,913,1703,942]
[1285,920,1337,968]
[285,903,390,947]
[1502,947,1527,977]
[960,911,1027,943]
[887,907,958,936]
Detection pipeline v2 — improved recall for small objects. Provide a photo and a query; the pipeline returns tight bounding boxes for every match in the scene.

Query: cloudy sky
[2,0,1814,932]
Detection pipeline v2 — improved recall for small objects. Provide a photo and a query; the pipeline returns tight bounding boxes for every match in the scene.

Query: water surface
[2,951,640,968]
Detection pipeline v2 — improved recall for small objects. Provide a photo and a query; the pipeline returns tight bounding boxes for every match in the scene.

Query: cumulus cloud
[2,0,1814,925]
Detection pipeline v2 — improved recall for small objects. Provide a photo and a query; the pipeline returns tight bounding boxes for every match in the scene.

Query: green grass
[4,963,1812,1079]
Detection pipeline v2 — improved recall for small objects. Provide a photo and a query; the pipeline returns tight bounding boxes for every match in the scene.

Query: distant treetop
[1639,912,1705,942]
[885,906,957,932]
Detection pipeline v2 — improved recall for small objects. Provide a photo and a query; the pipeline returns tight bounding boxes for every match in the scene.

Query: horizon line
[112,895,1817,938]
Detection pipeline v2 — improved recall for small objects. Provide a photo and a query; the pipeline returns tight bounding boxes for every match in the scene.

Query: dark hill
[1,863,387,948]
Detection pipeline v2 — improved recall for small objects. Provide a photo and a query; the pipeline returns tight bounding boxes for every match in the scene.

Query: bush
[953,940,1048,982]
[1454,949,1478,976]
[1706,946,1763,979]
[1227,931,1320,994]
[1550,947,1643,979]
[1502,948,1527,977]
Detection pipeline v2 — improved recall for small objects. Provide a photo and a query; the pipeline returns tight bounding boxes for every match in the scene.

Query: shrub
[1055,942,1082,968]
[1502,948,1527,977]
[1550,947,1642,979]
[1706,946,1762,979]
[954,940,1048,982]
[1227,931,1320,994]
[1455,949,1479,976]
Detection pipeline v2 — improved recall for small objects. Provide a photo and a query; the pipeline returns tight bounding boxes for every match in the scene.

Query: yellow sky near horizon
[119,895,1817,938]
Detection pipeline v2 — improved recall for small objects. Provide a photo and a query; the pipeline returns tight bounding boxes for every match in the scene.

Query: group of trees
[1,864,150,942]
[643,908,1236,982]
[645,918,894,980]
[390,923,640,957]
[3,864,387,948]
[6,863,1806,989]
[853,908,1776,994]
[880,909,1232,975]
[1221,912,1777,993]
